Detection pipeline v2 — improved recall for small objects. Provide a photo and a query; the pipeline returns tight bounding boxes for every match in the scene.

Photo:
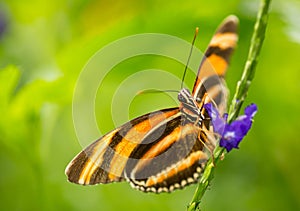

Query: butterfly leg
[197,129,216,166]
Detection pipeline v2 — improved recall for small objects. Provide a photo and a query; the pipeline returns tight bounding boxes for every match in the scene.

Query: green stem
[228,0,271,121]
[187,0,271,210]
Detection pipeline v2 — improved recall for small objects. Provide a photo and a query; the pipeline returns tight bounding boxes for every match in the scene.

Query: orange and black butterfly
[65,15,238,193]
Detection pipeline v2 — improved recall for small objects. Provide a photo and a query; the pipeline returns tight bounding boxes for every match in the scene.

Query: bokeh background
[1,0,300,210]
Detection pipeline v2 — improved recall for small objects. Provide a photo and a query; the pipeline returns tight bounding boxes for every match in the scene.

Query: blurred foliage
[0,0,300,210]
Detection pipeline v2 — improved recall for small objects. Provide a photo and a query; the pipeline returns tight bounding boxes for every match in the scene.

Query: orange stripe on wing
[201,54,228,77]
[140,126,181,159]
[140,123,199,160]
[145,150,207,187]
[108,109,180,179]
[129,123,199,181]
[78,129,120,184]
[210,32,238,50]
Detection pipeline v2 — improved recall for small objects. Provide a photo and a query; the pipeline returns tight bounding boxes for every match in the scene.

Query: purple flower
[204,103,257,152]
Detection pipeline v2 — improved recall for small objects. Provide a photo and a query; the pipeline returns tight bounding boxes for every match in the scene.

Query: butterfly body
[66,15,238,193]
[178,88,204,126]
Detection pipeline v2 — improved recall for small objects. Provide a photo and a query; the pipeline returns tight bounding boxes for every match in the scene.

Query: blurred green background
[1,0,300,210]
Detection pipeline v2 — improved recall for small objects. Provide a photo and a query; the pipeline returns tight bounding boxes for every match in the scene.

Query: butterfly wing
[66,106,208,192]
[125,117,208,192]
[66,107,181,185]
[192,15,239,115]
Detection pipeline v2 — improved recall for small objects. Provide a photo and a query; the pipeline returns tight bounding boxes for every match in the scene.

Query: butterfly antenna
[181,27,199,89]
[137,89,179,95]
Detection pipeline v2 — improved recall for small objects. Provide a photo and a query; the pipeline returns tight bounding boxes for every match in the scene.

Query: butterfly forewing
[65,15,239,193]
[66,107,180,185]
[192,15,238,115]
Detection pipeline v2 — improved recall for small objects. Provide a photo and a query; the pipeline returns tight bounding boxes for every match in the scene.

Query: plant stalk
[187,0,271,210]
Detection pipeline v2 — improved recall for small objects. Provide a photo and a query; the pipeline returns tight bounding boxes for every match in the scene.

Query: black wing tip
[64,150,89,184]
[217,15,239,34]
[65,161,79,184]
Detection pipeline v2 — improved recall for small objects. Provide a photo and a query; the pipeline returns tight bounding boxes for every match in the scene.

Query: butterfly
[65,15,238,193]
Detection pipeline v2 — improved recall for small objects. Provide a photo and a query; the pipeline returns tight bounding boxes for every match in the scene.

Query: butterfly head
[178,88,192,104]
[178,88,202,119]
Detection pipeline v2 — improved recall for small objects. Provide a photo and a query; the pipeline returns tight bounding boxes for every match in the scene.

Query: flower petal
[245,103,258,118]
[204,103,226,134]
[204,103,258,152]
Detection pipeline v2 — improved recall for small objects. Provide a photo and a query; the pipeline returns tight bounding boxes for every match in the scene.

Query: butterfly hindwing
[126,121,208,192]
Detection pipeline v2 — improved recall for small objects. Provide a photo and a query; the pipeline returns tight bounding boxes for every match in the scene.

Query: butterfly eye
[178,94,185,102]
